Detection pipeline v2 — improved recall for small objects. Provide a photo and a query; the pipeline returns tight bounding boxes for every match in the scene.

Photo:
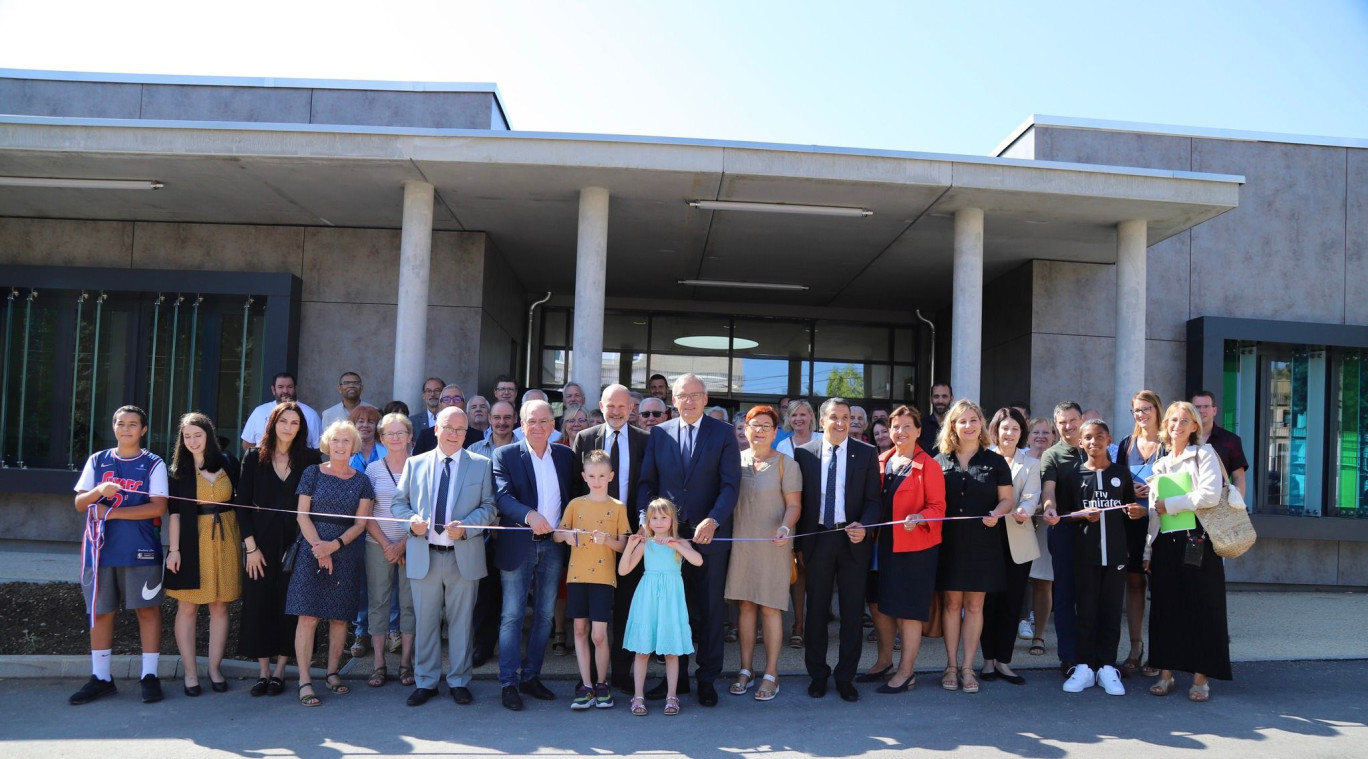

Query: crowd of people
[68,369,1250,714]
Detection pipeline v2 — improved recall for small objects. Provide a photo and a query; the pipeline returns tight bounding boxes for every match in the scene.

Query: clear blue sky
[1,0,1364,155]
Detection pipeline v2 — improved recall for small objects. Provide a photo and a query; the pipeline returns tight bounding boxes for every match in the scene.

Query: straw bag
[1195,453,1256,559]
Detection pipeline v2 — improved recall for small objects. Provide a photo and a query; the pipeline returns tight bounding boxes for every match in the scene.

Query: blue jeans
[1048,524,1078,664]
[498,540,565,687]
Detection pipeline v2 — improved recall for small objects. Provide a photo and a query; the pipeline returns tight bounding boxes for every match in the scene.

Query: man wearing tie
[637,373,741,707]
[492,400,574,711]
[794,398,880,702]
[390,407,496,707]
[571,383,649,694]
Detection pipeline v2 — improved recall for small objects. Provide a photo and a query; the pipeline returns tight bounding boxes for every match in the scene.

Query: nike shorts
[81,564,165,616]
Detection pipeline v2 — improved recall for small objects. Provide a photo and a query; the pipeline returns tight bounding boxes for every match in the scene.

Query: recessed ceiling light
[679,279,809,291]
[0,176,164,190]
[674,335,760,351]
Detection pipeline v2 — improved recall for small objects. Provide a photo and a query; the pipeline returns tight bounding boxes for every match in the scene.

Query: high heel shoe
[876,674,915,694]
[210,678,228,693]
[855,665,894,683]
[183,682,201,697]
[1121,640,1144,678]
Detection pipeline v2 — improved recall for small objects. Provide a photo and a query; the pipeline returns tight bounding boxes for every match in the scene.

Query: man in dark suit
[413,384,467,454]
[491,399,573,712]
[794,397,880,702]
[408,376,446,434]
[570,383,649,694]
[637,373,740,707]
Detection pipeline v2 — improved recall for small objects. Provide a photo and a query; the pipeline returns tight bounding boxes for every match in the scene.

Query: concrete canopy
[0,118,1241,309]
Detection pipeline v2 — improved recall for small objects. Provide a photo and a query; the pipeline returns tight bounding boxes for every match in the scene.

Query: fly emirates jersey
[75,449,168,566]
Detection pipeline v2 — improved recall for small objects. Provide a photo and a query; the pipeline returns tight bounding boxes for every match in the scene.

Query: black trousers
[1074,561,1126,669]
[981,554,1032,663]
[675,546,730,684]
[803,531,873,684]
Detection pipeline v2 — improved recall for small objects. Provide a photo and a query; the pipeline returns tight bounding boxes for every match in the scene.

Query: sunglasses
[639,411,665,418]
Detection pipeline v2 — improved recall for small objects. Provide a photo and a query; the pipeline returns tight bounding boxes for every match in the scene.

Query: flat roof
[994,114,1368,157]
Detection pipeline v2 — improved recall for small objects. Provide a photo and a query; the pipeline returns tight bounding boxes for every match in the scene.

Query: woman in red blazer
[870,405,946,693]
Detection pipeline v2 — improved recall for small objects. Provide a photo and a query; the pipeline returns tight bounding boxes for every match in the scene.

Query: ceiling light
[674,336,760,351]
[679,279,809,292]
[689,200,871,218]
[0,177,164,190]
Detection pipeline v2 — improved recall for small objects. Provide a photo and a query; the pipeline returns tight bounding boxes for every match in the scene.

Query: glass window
[894,328,915,363]
[731,357,793,397]
[813,322,889,362]
[603,312,648,352]
[541,349,567,387]
[813,361,866,399]
[1334,349,1368,518]
[732,319,810,358]
[542,309,569,348]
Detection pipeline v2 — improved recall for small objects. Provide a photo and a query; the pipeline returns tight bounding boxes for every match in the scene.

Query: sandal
[298,683,321,707]
[250,677,269,697]
[754,674,779,701]
[630,696,647,716]
[1029,638,1046,656]
[663,696,680,716]
[367,666,387,688]
[551,629,568,656]
[941,666,959,691]
[399,666,415,687]
[788,632,804,649]
[1120,641,1144,678]
[267,676,285,696]
[324,672,350,695]
[960,666,980,694]
[729,668,754,695]
[1141,661,1161,678]
[1150,677,1176,696]
[1188,682,1210,702]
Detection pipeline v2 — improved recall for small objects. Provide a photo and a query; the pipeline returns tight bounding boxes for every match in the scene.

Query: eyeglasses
[340,380,362,387]
[439,425,468,434]
[675,392,706,403]
[380,431,410,440]
[639,410,664,418]
[1132,407,1155,415]
[746,423,775,431]
[422,387,442,395]
[440,395,464,403]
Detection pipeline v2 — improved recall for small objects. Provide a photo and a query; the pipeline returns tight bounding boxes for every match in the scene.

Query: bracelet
[336,538,345,549]
[245,547,259,555]
[168,549,180,553]
[777,526,791,536]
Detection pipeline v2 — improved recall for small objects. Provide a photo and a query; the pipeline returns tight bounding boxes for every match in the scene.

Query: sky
[0,0,1365,155]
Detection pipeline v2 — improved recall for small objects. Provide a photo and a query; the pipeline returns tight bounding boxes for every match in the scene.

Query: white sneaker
[1062,663,1096,693]
[1097,665,1126,696]
[1017,620,1034,640]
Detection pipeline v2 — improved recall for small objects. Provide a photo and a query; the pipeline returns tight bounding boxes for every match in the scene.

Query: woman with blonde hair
[286,420,375,706]
[776,398,816,648]
[1116,390,1165,677]
[933,400,1013,693]
[1145,401,1235,702]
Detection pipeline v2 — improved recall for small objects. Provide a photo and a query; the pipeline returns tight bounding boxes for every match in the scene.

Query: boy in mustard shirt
[556,450,629,709]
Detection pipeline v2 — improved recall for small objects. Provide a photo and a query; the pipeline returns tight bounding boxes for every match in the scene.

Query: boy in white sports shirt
[69,405,169,705]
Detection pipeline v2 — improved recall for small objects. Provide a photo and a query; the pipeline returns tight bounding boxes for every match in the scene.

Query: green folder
[1152,472,1197,531]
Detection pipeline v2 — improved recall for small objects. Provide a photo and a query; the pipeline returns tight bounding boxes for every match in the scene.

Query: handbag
[281,540,301,574]
[1195,453,1257,559]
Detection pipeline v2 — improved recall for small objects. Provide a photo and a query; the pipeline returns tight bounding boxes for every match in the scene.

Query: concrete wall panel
[982,333,1032,413]
[425,305,483,398]
[139,84,312,124]
[0,492,84,542]
[1031,260,1116,338]
[0,217,133,267]
[0,78,141,119]
[1144,339,1186,412]
[132,222,304,275]
[1030,333,1115,420]
[302,228,401,305]
[1224,537,1339,585]
[298,301,397,409]
[432,232,486,309]
[1036,127,1192,172]
[1347,149,1368,326]
[1145,231,1191,341]
[310,90,495,130]
[1190,140,1347,324]
[1338,541,1368,586]
[983,262,1033,348]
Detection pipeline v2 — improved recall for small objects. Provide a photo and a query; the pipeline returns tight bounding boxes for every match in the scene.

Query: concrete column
[572,187,610,394]
[951,208,984,404]
[393,180,434,410]
[1114,219,1147,427]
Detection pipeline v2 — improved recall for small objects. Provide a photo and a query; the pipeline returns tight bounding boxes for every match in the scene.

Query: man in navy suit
[491,399,573,711]
[571,383,650,694]
[637,373,740,707]
[794,397,880,702]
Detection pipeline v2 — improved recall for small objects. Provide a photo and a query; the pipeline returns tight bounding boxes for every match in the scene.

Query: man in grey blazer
[391,406,496,707]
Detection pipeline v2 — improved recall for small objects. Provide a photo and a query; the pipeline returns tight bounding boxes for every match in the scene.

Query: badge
[1110,477,1122,488]
[136,548,157,562]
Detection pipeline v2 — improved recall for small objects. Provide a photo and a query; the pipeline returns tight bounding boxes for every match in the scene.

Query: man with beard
[240,372,322,450]
[918,382,954,451]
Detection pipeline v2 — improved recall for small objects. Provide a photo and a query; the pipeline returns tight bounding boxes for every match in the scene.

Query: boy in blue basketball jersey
[69,405,169,705]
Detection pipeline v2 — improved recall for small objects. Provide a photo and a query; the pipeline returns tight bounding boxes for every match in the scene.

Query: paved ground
[1,660,1365,758]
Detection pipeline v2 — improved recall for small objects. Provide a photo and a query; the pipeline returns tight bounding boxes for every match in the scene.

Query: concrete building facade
[1,72,1364,585]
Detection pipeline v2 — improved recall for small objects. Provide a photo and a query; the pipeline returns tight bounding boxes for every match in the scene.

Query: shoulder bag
[1195,452,1257,559]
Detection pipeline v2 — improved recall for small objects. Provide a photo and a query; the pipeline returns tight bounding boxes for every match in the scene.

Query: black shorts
[566,582,613,623]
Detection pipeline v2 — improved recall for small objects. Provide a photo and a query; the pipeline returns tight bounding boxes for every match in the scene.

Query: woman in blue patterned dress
[286,420,375,706]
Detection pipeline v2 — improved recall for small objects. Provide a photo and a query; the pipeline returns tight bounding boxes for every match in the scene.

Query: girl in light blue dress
[619,498,703,716]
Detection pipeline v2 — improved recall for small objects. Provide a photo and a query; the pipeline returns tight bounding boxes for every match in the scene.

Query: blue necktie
[823,445,838,528]
[433,457,452,534]
[682,425,695,476]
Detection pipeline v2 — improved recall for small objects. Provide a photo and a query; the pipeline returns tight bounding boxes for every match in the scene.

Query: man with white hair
[514,389,560,443]
[637,397,667,431]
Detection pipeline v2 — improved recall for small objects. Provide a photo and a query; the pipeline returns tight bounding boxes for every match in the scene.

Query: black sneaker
[69,676,117,705]
[140,674,164,703]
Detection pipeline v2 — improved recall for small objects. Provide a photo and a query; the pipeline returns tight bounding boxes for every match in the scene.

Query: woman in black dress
[287,420,374,707]
[237,402,315,697]
[934,400,1013,694]
[870,405,945,694]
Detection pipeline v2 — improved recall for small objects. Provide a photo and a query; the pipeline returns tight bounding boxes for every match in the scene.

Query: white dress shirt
[240,400,322,448]
[529,445,563,527]
[426,451,462,547]
[819,438,849,524]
